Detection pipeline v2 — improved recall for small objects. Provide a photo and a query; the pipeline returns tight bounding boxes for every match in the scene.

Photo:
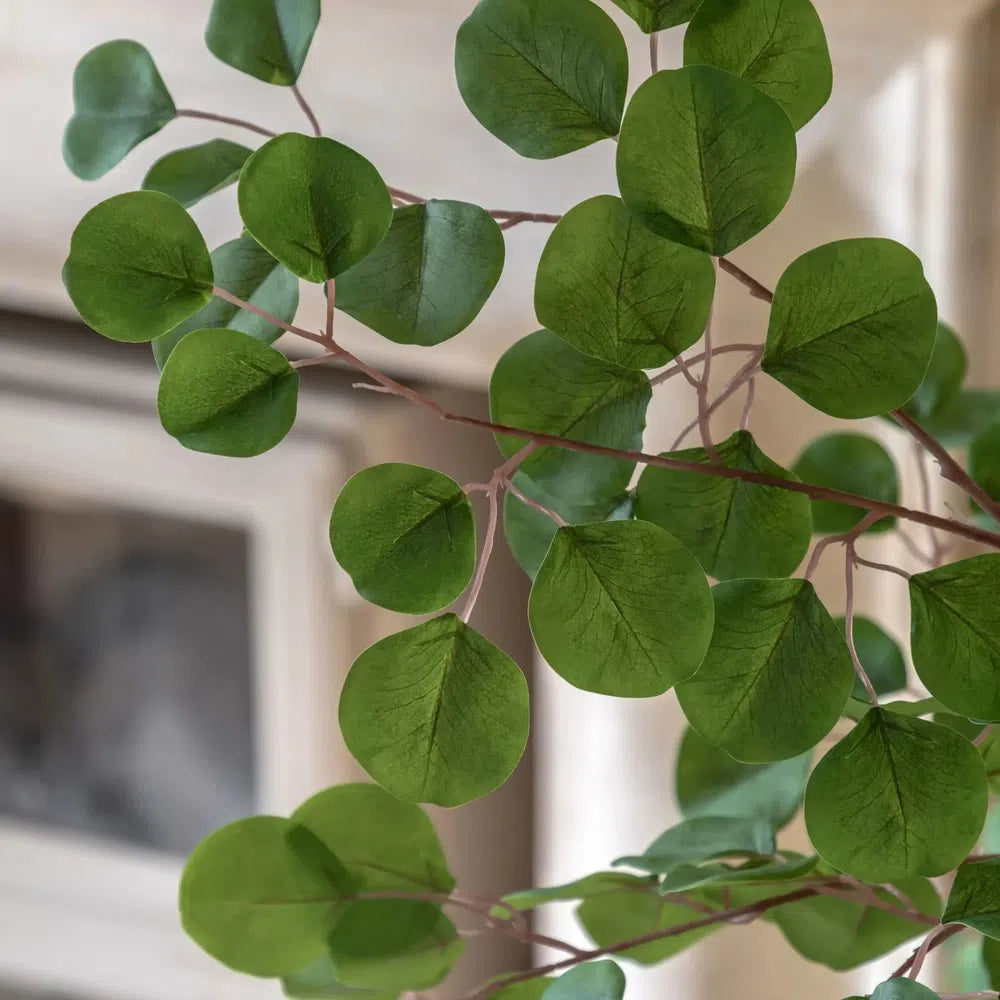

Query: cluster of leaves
[59,0,1000,997]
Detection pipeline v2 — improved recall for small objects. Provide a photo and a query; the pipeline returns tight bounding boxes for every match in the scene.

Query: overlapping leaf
[143,139,252,208]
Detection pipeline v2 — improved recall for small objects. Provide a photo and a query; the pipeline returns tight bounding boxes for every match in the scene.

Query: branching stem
[175,109,278,137]
[290,84,322,136]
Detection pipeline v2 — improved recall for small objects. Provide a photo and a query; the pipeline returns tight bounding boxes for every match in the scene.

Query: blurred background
[0,2,999,999]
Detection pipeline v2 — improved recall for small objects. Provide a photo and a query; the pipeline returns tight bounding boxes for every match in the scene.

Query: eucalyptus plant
[60,1,1000,998]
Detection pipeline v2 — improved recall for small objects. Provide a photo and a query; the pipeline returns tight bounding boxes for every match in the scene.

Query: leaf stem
[717,257,775,303]
[803,511,882,581]
[649,32,659,74]
[845,537,880,707]
[697,281,720,460]
[909,924,955,980]
[853,553,913,580]
[649,343,761,388]
[325,279,336,343]
[505,477,568,526]
[290,84,322,136]
[175,108,278,137]
[739,378,756,431]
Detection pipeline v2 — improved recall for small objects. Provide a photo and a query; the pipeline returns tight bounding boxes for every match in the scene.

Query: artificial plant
[60,0,1000,998]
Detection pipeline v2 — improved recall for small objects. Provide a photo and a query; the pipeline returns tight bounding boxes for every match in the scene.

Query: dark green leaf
[328,902,462,991]
[675,725,810,829]
[542,962,625,1000]
[772,877,941,971]
[634,430,812,580]
[499,873,654,914]
[529,520,713,697]
[804,709,987,881]
[656,852,817,893]
[64,40,175,180]
[614,816,776,874]
[291,783,454,894]
[971,421,1000,503]
[157,328,298,457]
[534,195,715,369]
[493,982,557,1000]
[239,133,392,282]
[338,615,529,807]
[677,579,854,762]
[329,464,476,614]
[63,191,213,343]
[935,713,987,742]
[503,473,632,580]
[763,239,938,418]
[335,200,504,346]
[792,433,898,534]
[152,233,299,369]
[981,730,1000,794]
[283,954,396,1000]
[490,330,651,505]
[833,616,906,699]
[683,0,832,129]
[910,555,1000,721]
[871,980,939,1000]
[205,0,321,85]
[143,139,252,208]
[943,858,1000,938]
[616,65,796,256]
[917,389,1000,447]
[984,936,1000,989]
[577,888,719,964]
[903,322,967,421]
[454,0,628,159]
[610,0,702,31]
[180,816,342,976]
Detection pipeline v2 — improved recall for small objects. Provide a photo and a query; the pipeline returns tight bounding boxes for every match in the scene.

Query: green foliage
[943,858,1000,938]
[529,520,713,696]
[455,0,628,159]
[833,616,907,700]
[205,0,321,85]
[792,433,899,534]
[535,195,715,369]
[283,952,395,999]
[543,963,625,1000]
[684,0,832,129]
[971,420,1000,502]
[611,0,703,31]
[674,726,810,828]
[677,579,854,762]
[499,872,654,914]
[64,40,175,180]
[918,388,1000,446]
[239,134,392,282]
[984,936,1000,989]
[805,710,987,881]
[617,65,796,255]
[903,322,967,422]
[338,615,529,806]
[330,464,476,614]
[909,555,1000,720]
[490,330,651,504]
[63,191,213,343]
[157,328,299,457]
[335,201,505,346]
[634,430,813,579]
[143,140,252,208]
[870,980,940,1000]
[764,239,938,418]
[152,233,299,369]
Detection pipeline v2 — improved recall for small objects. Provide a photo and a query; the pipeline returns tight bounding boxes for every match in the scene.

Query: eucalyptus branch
[696,293,720,459]
[649,343,761,388]
[740,377,756,430]
[505,477,567,526]
[909,924,956,980]
[290,84,322,136]
[803,511,882,580]
[912,441,943,565]
[892,923,965,978]
[174,109,278,137]
[845,535,880,707]
[649,32,660,74]
[853,553,913,580]
[717,257,775,303]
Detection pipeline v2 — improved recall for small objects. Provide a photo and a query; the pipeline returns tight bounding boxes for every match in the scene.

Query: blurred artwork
[0,494,256,854]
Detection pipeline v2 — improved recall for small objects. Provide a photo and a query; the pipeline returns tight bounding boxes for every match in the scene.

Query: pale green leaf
[871,979,939,1000]
[903,322,967,422]
[542,962,625,1000]
[143,139,252,208]
[943,858,1000,938]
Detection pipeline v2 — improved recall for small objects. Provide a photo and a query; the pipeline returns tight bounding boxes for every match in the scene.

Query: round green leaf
[329,463,476,615]
[916,388,1000,447]
[143,139,252,208]
[763,239,938,418]
[180,816,342,976]
[534,195,715,369]
[157,327,298,457]
[684,0,832,129]
[339,615,529,807]
[542,962,625,1000]
[675,725,810,829]
[283,954,395,1000]
[454,0,628,159]
[205,0,321,86]
[971,421,1000,503]
[503,473,632,580]
[63,191,213,343]
[291,783,454,893]
[239,134,393,282]
[327,901,462,992]
[903,322,967,422]
[152,232,299,369]
[335,200,505,346]
[529,520,713,697]
[63,40,176,180]
[871,980,940,1000]
[616,65,796,256]
[634,429,813,580]
[792,433,899,534]
[610,0,703,31]
[832,616,906,700]
[943,857,1000,939]
[677,579,854,762]
[804,709,987,881]
[910,554,1000,721]
[489,330,651,505]
[772,877,941,971]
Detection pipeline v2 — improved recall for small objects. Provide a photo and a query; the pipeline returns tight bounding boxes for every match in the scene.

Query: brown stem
[718,257,775,303]
[803,511,882,580]
[649,343,761,388]
[290,84,322,136]
[505,478,567,526]
[211,287,328,346]
[649,32,659,73]
[697,288,720,460]
[325,279,336,343]
[175,109,278,138]
[845,536,880,707]
[853,553,913,580]
[892,923,964,977]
